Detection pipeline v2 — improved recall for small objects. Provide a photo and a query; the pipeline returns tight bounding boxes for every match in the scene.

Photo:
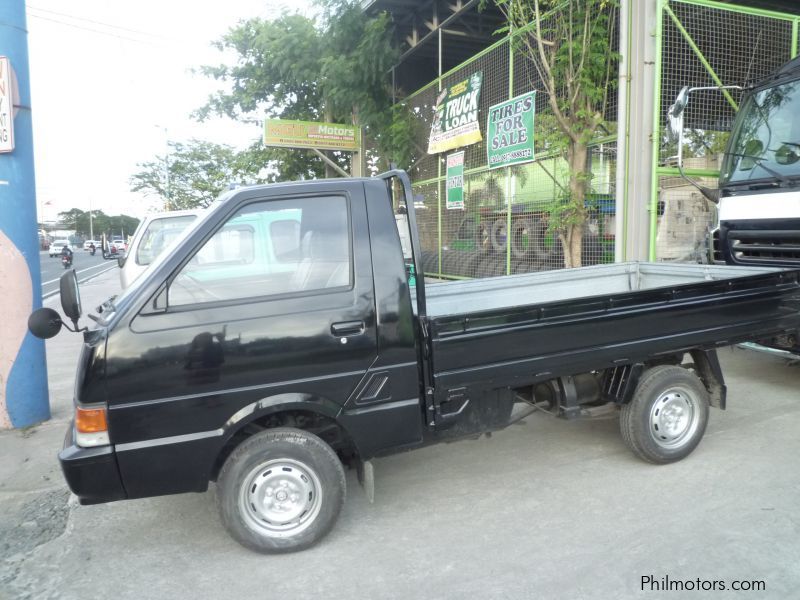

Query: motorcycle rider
[60,243,73,266]
[89,242,96,256]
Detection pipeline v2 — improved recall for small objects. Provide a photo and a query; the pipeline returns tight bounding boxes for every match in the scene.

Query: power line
[27,13,163,45]
[27,5,169,40]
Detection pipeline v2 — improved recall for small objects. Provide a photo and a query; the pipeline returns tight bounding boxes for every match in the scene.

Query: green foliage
[130,139,266,209]
[58,208,139,239]
[195,1,411,176]
[195,14,324,123]
[493,0,619,266]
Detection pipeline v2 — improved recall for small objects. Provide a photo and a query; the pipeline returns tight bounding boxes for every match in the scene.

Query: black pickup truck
[29,170,800,553]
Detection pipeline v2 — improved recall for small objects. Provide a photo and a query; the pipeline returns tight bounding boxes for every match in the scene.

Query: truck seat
[290,231,349,291]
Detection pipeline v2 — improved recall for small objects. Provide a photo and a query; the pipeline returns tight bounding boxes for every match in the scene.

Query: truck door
[106,185,378,495]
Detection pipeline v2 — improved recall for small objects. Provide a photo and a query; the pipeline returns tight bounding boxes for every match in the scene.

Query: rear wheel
[620,365,709,464]
[217,428,346,553]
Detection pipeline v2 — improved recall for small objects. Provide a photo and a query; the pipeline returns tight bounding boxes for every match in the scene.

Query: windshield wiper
[726,152,797,186]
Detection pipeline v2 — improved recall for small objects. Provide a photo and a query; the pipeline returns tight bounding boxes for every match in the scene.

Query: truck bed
[422,262,800,391]
[424,262,786,317]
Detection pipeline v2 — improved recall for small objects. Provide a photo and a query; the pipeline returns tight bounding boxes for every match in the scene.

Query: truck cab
[670,55,800,354]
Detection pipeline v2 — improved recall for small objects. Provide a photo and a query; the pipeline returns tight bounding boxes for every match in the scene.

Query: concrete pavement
[1,268,799,599]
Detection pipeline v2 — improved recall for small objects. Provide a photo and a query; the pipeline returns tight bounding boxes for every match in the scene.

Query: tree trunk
[560,140,589,269]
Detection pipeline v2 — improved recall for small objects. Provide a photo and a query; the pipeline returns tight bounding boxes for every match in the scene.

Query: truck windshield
[720,79,800,186]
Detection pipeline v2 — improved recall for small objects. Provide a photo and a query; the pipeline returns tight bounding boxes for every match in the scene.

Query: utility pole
[89,196,94,241]
[0,0,50,428]
[164,130,171,211]
[156,125,170,211]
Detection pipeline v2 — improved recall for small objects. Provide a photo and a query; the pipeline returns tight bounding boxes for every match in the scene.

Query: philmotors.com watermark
[641,575,766,592]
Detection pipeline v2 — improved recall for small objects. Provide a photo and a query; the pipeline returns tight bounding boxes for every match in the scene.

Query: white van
[119,210,201,289]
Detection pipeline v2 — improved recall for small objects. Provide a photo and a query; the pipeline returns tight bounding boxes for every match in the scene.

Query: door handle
[331,321,365,337]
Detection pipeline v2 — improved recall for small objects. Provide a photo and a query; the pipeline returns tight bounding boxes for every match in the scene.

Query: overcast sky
[26,0,311,222]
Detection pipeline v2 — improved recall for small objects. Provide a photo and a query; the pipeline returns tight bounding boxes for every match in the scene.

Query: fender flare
[217,392,362,455]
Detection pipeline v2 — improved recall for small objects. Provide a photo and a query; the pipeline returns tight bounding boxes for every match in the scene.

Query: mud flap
[357,459,375,504]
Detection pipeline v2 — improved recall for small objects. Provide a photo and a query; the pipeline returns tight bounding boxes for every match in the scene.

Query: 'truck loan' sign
[264,119,360,152]
[486,91,536,169]
[428,71,483,154]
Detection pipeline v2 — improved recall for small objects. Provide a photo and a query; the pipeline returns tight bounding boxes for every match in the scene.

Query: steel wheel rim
[239,458,323,538]
[649,386,700,449]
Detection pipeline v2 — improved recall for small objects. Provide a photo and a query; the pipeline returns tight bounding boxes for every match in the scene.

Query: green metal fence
[398,0,799,280]
[400,10,619,280]
[651,0,799,262]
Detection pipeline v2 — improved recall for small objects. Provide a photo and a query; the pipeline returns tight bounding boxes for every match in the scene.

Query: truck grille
[729,230,800,264]
[710,228,724,264]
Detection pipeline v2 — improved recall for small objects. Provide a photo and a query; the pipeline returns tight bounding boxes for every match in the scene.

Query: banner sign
[264,119,360,151]
[0,57,14,153]
[428,71,483,154]
[446,151,465,210]
[486,91,536,169]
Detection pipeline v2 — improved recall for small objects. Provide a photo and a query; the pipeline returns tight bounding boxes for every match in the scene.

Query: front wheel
[620,365,710,464]
[216,428,346,553]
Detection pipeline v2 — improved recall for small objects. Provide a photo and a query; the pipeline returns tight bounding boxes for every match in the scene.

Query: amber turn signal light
[75,406,108,433]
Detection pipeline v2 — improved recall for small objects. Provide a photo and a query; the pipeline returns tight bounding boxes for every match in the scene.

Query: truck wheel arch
[210,395,360,482]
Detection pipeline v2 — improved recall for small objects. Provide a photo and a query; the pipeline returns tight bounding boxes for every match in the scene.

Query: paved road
[39,250,117,298]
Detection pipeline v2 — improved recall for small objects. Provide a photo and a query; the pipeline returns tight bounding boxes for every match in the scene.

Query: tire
[511,217,550,260]
[442,250,461,276]
[581,235,604,266]
[216,427,346,553]
[620,365,710,464]
[424,251,439,273]
[461,251,482,278]
[512,258,536,275]
[490,218,507,254]
[474,255,492,277]
[478,221,492,253]
[490,255,507,277]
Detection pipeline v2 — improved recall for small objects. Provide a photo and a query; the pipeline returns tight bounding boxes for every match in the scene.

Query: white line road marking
[41,263,116,286]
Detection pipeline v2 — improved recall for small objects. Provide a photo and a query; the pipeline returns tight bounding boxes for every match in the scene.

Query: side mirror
[117,255,126,268]
[59,269,82,325]
[28,308,63,339]
[667,86,690,146]
[670,86,690,118]
[775,144,800,165]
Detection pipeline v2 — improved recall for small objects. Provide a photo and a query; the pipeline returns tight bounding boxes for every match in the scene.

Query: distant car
[48,239,72,257]
[83,240,99,251]
[111,238,127,252]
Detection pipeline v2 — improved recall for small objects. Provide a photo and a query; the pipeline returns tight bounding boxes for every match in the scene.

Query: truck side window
[168,196,351,306]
